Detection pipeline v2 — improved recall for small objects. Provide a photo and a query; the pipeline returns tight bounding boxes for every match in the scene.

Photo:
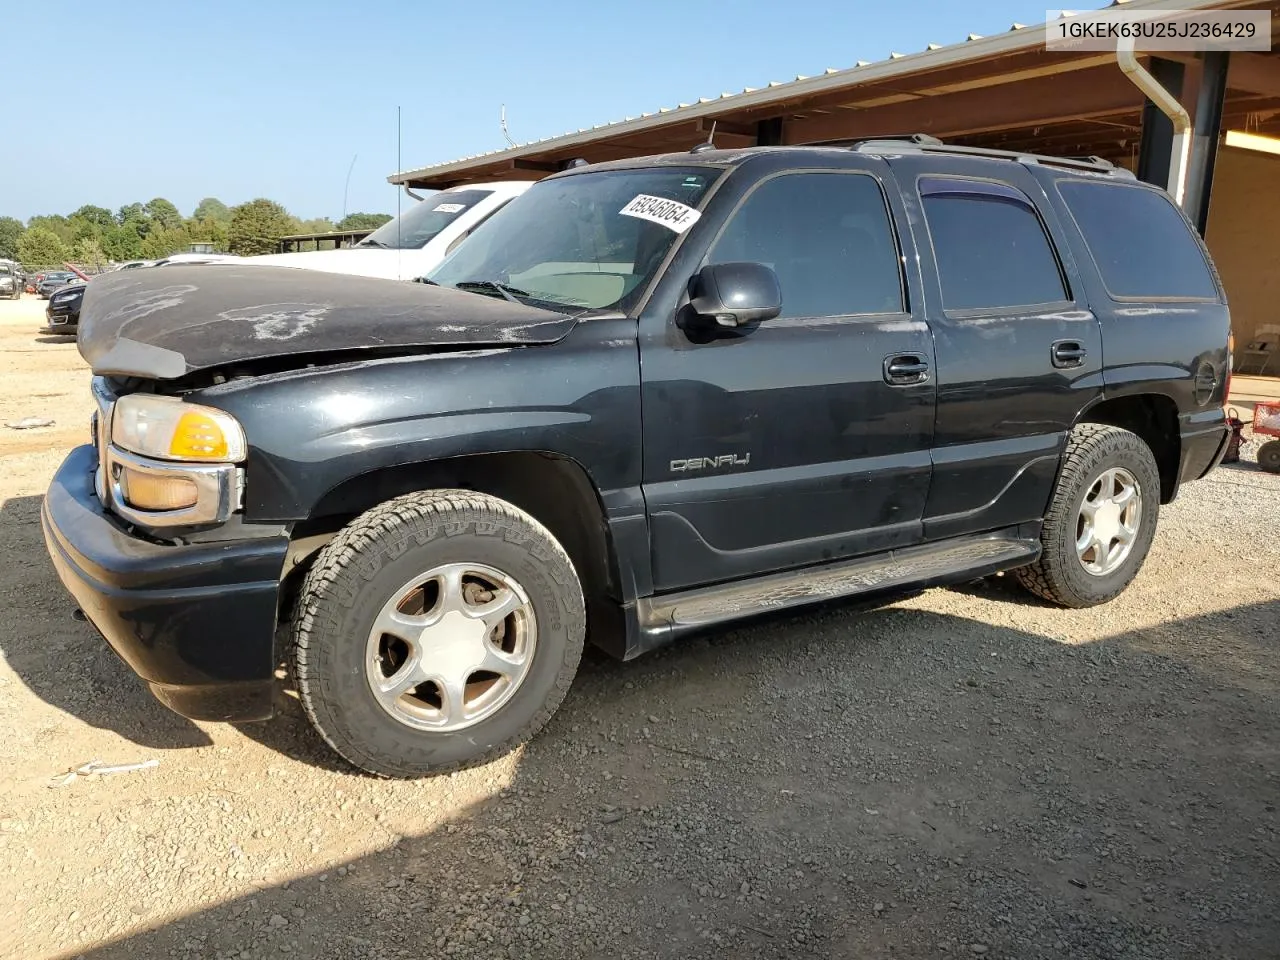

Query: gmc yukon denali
[42,137,1232,777]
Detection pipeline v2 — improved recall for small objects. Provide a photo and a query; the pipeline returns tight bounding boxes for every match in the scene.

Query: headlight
[111,394,247,462]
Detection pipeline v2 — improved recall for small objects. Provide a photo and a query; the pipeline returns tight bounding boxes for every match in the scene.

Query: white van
[252,181,532,282]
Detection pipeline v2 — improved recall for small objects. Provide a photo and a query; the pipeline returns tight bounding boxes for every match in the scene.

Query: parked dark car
[0,262,21,300]
[44,281,86,332]
[37,272,80,298]
[42,137,1231,777]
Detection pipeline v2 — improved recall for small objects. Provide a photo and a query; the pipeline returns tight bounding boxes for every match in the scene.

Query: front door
[639,160,936,592]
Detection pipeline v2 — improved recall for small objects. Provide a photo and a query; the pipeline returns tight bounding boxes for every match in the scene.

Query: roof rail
[846,137,1132,176]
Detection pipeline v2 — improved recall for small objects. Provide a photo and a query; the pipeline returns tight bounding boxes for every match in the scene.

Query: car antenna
[690,121,718,154]
[500,104,517,148]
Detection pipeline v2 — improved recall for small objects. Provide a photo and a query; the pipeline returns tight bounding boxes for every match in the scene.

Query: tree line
[0,199,393,268]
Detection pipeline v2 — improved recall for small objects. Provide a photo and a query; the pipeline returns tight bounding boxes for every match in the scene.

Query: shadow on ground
[0,494,213,750]
[51,614,1280,954]
[5,492,1280,958]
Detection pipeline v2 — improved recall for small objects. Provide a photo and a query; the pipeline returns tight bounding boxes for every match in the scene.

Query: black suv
[42,138,1231,777]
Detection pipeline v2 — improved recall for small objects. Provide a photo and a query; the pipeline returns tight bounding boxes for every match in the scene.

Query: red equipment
[1252,401,1280,474]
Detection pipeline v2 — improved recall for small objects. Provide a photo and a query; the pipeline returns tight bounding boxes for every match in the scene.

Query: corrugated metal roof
[387,0,1229,184]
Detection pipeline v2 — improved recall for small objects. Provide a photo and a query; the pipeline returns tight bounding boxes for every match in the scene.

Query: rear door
[638,156,937,591]
[883,155,1103,541]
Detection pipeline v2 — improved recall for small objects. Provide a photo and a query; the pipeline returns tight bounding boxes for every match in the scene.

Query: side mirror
[689,262,781,329]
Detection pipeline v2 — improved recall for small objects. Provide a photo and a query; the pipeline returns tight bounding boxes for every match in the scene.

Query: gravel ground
[0,296,1277,959]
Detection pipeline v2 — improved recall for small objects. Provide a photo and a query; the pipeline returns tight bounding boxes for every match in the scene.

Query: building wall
[1204,145,1280,362]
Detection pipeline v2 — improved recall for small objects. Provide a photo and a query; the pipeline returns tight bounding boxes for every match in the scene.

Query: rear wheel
[1015,423,1160,608]
[1258,440,1280,474]
[293,490,585,778]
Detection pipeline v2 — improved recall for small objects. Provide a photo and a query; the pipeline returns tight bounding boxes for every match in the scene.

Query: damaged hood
[77,264,577,380]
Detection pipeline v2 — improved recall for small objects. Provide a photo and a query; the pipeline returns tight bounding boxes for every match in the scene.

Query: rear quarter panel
[1025,168,1231,473]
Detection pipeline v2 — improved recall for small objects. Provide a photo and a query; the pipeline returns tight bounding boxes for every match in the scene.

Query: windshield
[357,189,492,250]
[429,166,723,311]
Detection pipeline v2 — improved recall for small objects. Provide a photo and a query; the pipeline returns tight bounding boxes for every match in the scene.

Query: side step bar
[630,533,1040,656]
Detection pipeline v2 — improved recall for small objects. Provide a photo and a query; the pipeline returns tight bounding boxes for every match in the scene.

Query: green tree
[0,217,23,260]
[72,236,107,270]
[27,214,75,245]
[140,225,193,260]
[68,215,102,242]
[145,198,183,231]
[17,226,70,267]
[228,199,298,255]
[298,217,336,234]
[101,225,144,261]
[337,212,392,231]
[192,197,231,223]
[117,203,147,227]
[188,218,230,252]
[71,205,115,230]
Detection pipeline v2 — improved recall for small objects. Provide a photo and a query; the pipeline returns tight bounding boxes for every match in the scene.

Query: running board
[630,533,1040,656]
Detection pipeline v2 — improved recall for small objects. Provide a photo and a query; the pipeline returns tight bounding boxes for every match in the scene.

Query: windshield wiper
[454,280,529,304]
[355,238,391,248]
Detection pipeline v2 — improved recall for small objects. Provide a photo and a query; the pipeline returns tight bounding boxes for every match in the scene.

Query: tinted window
[359,189,492,250]
[1058,180,1217,300]
[707,172,903,318]
[921,179,1067,311]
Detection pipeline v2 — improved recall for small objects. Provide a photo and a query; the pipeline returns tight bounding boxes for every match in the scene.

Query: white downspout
[1117,36,1192,206]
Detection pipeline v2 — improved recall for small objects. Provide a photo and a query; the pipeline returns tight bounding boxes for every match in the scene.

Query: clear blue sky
[3,0,1063,223]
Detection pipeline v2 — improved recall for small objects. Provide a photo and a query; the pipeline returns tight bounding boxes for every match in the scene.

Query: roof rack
[842,136,1131,176]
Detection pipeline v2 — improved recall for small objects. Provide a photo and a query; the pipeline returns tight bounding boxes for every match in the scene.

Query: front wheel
[292,490,585,778]
[1015,424,1161,608]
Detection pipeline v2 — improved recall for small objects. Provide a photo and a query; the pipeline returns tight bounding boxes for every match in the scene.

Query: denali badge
[670,454,751,472]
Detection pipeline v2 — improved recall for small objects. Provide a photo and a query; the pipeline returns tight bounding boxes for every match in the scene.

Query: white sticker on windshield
[433,202,466,213]
[619,194,701,233]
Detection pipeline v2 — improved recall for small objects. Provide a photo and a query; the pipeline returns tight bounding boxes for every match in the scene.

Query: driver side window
[707,171,904,319]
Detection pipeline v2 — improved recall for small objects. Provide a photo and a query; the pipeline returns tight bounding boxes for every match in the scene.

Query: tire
[1015,423,1161,608]
[1258,440,1280,474]
[293,490,585,778]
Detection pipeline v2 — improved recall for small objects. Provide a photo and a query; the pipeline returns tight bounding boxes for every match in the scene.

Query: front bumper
[44,300,80,331]
[41,445,289,721]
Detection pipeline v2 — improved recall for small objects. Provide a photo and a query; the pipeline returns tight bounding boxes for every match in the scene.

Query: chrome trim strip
[105,446,239,526]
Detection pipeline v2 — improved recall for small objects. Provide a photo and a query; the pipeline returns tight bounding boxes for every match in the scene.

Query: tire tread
[292,490,584,778]
[1015,423,1158,608]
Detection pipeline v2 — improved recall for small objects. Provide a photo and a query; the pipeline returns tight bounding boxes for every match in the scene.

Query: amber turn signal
[119,468,199,511]
[169,411,231,460]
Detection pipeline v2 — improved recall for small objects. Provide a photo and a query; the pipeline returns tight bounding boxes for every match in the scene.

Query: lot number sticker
[433,202,466,213]
[619,194,701,233]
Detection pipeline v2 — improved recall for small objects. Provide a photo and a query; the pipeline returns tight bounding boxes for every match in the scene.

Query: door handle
[883,354,930,385]
[1051,340,1087,368]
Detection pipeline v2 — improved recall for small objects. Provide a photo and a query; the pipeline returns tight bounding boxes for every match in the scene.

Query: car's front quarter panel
[191,318,642,524]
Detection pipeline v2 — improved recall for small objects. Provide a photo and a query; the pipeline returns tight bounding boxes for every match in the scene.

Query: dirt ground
[0,294,1277,960]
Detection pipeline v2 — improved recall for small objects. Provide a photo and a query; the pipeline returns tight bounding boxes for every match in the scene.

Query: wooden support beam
[696,117,757,138]
[1228,53,1280,100]
[784,67,1145,144]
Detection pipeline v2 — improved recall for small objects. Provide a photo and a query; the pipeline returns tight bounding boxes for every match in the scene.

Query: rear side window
[920,178,1067,311]
[1058,181,1218,300]
[707,172,904,318]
